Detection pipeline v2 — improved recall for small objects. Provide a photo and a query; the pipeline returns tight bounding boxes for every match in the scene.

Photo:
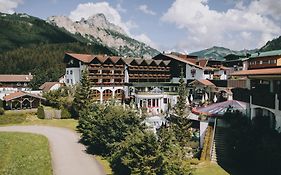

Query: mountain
[260,36,281,52]
[190,46,257,60]
[0,12,82,52]
[0,12,115,89]
[47,14,159,58]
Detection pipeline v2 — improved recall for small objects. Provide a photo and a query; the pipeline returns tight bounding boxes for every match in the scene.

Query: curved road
[0,126,105,175]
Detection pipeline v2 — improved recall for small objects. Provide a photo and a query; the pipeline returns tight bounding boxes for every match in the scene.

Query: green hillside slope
[0,13,81,52]
[260,36,281,51]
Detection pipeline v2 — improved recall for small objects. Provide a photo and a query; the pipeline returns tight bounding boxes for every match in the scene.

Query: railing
[210,118,217,161]
[227,79,247,88]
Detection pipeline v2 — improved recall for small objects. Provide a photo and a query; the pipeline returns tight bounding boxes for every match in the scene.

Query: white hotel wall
[186,64,204,80]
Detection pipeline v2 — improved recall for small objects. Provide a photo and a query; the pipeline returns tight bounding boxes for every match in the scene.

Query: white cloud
[138,4,156,15]
[134,33,159,49]
[116,3,126,13]
[0,0,22,14]
[162,0,281,51]
[69,2,157,49]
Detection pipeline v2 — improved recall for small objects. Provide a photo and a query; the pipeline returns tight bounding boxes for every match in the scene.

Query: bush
[0,107,4,115]
[61,108,71,119]
[37,105,45,119]
[0,100,3,108]
[78,103,145,156]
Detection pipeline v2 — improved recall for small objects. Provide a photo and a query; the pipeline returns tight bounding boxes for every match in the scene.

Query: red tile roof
[39,82,61,92]
[0,74,33,83]
[165,54,203,69]
[198,59,208,67]
[3,91,45,102]
[66,53,94,63]
[189,79,215,86]
[231,68,281,76]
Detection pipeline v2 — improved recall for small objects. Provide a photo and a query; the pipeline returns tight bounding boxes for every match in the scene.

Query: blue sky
[1,0,281,52]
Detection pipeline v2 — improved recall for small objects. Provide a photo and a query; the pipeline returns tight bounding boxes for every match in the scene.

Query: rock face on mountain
[47,14,159,58]
[190,46,257,60]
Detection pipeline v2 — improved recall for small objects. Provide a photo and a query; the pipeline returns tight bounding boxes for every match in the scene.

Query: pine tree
[168,67,192,147]
[174,68,188,117]
[72,68,92,117]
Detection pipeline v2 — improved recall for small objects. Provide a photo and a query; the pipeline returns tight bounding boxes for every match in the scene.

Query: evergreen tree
[111,130,160,175]
[72,69,92,117]
[174,67,188,117]
[168,67,192,147]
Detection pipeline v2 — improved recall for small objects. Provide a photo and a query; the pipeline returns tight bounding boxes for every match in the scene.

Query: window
[164,98,168,104]
[66,70,69,74]
[66,79,69,83]
[260,60,262,64]
[70,70,73,75]
[70,79,73,84]
[263,60,269,64]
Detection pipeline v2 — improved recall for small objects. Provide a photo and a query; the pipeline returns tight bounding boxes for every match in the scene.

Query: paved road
[0,126,105,175]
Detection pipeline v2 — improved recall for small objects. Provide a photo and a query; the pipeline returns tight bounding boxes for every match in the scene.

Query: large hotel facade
[64,49,281,131]
[64,52,231,113]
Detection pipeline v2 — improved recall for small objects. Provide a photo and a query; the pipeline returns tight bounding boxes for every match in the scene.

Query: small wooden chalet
[3,91,45,110]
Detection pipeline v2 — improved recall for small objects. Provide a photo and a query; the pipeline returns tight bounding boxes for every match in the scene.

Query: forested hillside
[0,42,114,88]
[0,13,81,52]
[260,36,281,51]
[0,13,116,89]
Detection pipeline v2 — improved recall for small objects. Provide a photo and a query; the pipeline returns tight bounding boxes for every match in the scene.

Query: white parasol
[213,95,217,103]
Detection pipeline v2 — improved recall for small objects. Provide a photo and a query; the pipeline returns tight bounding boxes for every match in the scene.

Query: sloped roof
[39,82,61,92]
[0,74,33,82]
[250,49,281,59]
[198,59,208,67]
[231,67,281,76]
[164,54,203,69]
[192,100,246,117]
[66,53,94,63]
[189,79,215,87]
[3,91,45,102]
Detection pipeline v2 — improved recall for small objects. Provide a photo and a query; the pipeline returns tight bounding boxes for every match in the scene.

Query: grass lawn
[0,110,78,130]
[0,132,52,175]
[193,161,229,175]
[95,156,112,175]
[0,110,228,175]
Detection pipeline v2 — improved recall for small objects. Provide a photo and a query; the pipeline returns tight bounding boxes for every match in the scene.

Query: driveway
[0,126,105,175]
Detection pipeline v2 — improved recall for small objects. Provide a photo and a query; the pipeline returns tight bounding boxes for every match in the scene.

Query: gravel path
[0,126,105,175]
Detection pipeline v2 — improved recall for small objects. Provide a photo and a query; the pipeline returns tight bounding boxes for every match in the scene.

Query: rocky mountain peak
[46,13,159,58]
[85,13,126,35]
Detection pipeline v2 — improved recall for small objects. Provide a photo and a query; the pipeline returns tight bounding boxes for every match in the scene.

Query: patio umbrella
[201,95,205,103]
[205,93,209,101]
[186,97,190,105]
[213,95,217,103]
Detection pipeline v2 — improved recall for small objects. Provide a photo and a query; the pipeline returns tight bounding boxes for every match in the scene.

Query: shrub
[0,100,3,108]
[61,108,71,119]
[78,103,145,156]
[0,107,4,115]
[37,105,45,119]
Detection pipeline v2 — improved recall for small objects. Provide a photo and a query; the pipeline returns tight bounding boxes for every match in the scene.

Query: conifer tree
[72,68,92,117]
[169,67,192,147]
[174,67,188,117]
